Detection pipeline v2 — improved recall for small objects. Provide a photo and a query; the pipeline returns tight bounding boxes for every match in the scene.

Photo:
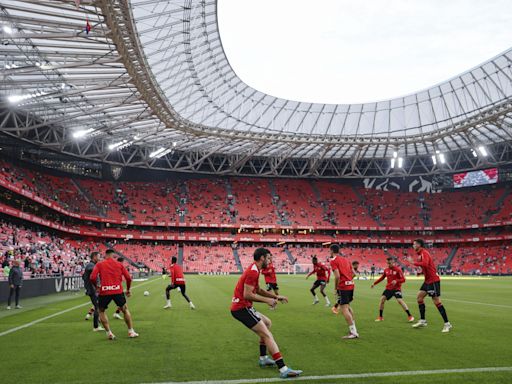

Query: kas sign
[55,276,84,293]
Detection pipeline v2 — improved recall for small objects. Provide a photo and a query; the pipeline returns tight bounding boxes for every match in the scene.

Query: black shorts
[337,290,354,305]
[231,307,261,329]
[420,281,441,297]
[266,283,279,291]
[167,284,186,295]
[382,289,403,300]
[312,280,327,289]
[98,293,126,311]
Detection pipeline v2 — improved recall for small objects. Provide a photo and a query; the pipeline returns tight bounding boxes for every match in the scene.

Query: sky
[218,0,512,104]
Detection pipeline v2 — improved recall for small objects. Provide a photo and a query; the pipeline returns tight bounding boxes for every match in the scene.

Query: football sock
[259,340,267,357]
[379,309,383,317]
[418,301,426,320]
[436,303,449,322]
[272,352,286,370]
[349,323,358,335]
[405,309,411,316]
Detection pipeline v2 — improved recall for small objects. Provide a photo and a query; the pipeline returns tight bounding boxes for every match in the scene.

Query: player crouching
[231,248,302,379]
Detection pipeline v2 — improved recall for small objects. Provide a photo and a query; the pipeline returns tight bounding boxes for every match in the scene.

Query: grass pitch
[0,275,511,384]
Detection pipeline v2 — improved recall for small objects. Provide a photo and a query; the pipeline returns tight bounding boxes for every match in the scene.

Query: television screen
[453,168,498,188]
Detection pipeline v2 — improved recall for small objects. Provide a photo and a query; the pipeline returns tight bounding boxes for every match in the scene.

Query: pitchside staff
[407,239,453,333]
[90,249,139,340]
[230,248,302,379]
[82,252,103,332]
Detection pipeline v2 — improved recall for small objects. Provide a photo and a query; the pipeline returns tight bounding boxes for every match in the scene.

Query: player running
[306,257,331,306]
[261,254,279,296]
[164,257,195,310]
[231,248,302,378]
[330,244,359,339]
[370,264,376,280]
[82,252,103,332]
[371,257,414,322]
[90,249,138,340]
[407,239,452,333]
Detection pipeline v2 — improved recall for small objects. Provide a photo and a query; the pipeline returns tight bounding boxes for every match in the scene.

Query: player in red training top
[261,254,279,296]
[329,244,359,339]
[90,249,138,340]
[407,239,452,333]
[371,257,414,322]
[231,248,302,379]
[164,256,195,310]
[306,257,331,306]
[331,260,358,315]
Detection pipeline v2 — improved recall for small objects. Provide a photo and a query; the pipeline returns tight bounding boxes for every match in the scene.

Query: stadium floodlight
[393,151,398,158]
[390,158,396,168]
[471,149,478,158]
[8,90,48,104]
[72,128,94,139]
[478,146,488,157]
[3,25,13,34]
[149,147,166,158]
[439,153,446,164]
[108,140,129,151]
[431,155,437,165]
[150,147,174,159]
[397,157,403,168]
[172,142,177,147]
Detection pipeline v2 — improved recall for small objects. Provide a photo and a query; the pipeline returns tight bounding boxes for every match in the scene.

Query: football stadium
[1,1,512,383]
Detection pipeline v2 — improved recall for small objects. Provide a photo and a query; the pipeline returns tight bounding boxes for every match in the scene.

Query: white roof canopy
[1,0,512,177]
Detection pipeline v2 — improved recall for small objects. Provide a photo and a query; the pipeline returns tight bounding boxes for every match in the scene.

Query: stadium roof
[1,0,512,177]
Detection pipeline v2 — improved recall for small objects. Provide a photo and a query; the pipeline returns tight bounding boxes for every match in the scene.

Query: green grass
[0,275,511,384]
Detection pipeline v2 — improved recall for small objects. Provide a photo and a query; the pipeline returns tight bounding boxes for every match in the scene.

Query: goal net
[288,263,313,275]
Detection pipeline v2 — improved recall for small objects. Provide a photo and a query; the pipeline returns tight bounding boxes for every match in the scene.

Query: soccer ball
[143,291,150,296]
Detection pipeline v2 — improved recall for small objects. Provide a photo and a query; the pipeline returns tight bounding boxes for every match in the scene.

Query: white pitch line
[144,366,512,384]
[441,298,512,309]
[379,292,512,309]
[0,278,159,337]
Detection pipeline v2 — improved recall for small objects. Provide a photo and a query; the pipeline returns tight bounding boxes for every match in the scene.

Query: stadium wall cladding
[0,275,83,301]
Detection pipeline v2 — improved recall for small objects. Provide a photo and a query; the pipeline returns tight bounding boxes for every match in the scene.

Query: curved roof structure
[1,0,512,177]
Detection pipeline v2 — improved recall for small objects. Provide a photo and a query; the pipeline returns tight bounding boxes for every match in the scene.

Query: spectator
[7,259,23,309]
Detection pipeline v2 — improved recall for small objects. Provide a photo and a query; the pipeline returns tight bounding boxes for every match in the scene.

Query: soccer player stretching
[90,249,138,340]
[329,244,359,339]
[261,254,279,296]
[164,257,195,310]
[408,239,452,333]
[231,248,302,378]
[306,257,331,306]
[371,257,414,322]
